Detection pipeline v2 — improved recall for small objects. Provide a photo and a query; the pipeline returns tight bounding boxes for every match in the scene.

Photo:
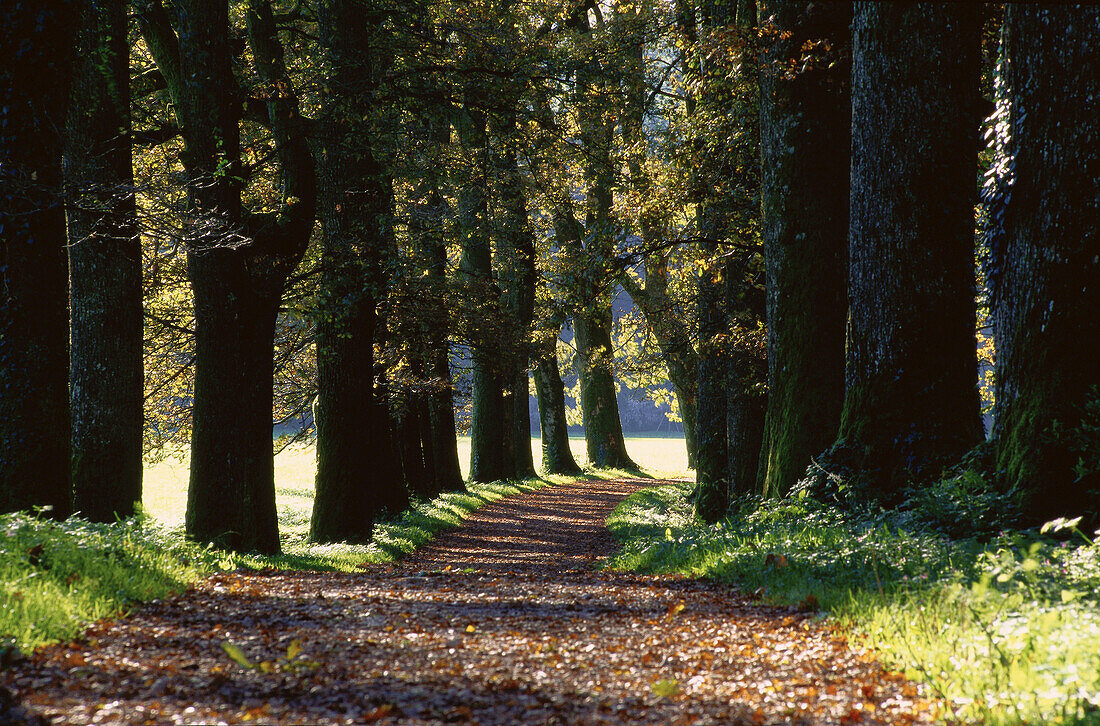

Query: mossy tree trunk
[66,0,143,522]
[458,78,508,483]
[406,54,464,494]
[756,0,850,499]
[140,0,316,552]
[310,0,408,543]
[835,3,984,499]
[492,108,538,480]
[564,9,636,471]
[0,0,77,517]
[990,6,1100,523]
[533,333,582,476]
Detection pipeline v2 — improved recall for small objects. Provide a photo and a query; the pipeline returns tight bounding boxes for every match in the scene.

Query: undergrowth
[606,482,1100,725]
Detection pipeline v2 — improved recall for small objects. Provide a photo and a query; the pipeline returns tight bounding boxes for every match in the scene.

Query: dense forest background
[1,1,1096,554]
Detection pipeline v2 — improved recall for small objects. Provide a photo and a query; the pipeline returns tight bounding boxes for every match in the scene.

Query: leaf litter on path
[1,479,936,724]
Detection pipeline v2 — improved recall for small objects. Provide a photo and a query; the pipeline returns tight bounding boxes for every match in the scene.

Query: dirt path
[3,479,934,725]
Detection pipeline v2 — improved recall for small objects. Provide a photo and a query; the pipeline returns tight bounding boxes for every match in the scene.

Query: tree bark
[492,109,538,480]
[990,6,1100,523]
[533,349,582,475]
[311,0,408,543]
[0,0,77,517]
[66,0,143,522]
[457,80,508,483]
[834,3,984,499]
[407,82,464,493]
[693,253,729,521]
[756,0,850,499]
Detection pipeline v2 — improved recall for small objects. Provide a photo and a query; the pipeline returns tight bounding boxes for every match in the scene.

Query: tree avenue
[0,0,1096,551]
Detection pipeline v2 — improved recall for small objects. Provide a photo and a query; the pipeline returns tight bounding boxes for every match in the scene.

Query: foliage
[606,483,1100,725]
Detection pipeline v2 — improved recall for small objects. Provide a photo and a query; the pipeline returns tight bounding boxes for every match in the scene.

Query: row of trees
[1,1,1096,552]
[691,2,1098,526]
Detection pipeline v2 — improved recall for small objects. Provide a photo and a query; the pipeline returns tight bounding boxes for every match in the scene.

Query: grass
[2,435,690,653]
[605,483,1100,725]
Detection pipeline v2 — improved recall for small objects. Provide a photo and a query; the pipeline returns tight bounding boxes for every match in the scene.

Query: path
[2,479,934,725]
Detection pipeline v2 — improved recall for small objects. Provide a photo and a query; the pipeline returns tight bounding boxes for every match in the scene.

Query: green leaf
[286,639,302,661]
[221,641,254,669]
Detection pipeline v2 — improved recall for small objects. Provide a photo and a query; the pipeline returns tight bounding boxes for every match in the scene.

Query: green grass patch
[0,510,224,653]
[605,484,1100,725]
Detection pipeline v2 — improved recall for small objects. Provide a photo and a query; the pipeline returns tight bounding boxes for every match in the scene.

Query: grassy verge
[605,482,1100,725]
[2,436,688,654]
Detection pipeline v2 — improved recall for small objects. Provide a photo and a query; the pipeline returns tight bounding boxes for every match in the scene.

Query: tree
[617,0,700,468]
[456,62,510,483]
[66,0,143,521]
[988,5,1100,523]
[827,3,983,499]
[0,0,78,517]
[311,0,409,542]
[755,1,850,499]
[563,4,637,471]
[688,0,763,522]
[138,0,316,552]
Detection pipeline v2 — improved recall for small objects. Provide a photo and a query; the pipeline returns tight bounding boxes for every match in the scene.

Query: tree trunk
[187,282,281,552]
[407,97,464,493]
[756,0,850,499]
[619,8,699,469]
[834,3,984,499]
[458,80,508,483]
[566,9,636,471]
[492,108,538,480]
[0,0,77,517]
[990,6,1100,523]
[66,0,143,522]
[311,0,408,542]
[693,254,729,521]
[533,352,582,475]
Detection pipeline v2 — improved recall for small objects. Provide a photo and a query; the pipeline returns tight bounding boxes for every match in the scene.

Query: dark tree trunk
[990,6,1100,523]
[834,3,984,498]
[0,0,77,517]
[728,385,766,498]
[139,0,316,551]
[66,0,143,522]
[458,82,508,483]
[693,254,729,522]
[396,386,433,499]
[187,285,281,551]
[311,0,407,543]
[492,108,538,480]
[407,101,464,494]
[533,351,582,475]
[756,0,850,499]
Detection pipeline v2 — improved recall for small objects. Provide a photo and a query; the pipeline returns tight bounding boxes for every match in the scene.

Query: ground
[1,479,935,725]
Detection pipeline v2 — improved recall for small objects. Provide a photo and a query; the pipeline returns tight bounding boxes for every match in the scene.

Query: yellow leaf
[466,625,476,633]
